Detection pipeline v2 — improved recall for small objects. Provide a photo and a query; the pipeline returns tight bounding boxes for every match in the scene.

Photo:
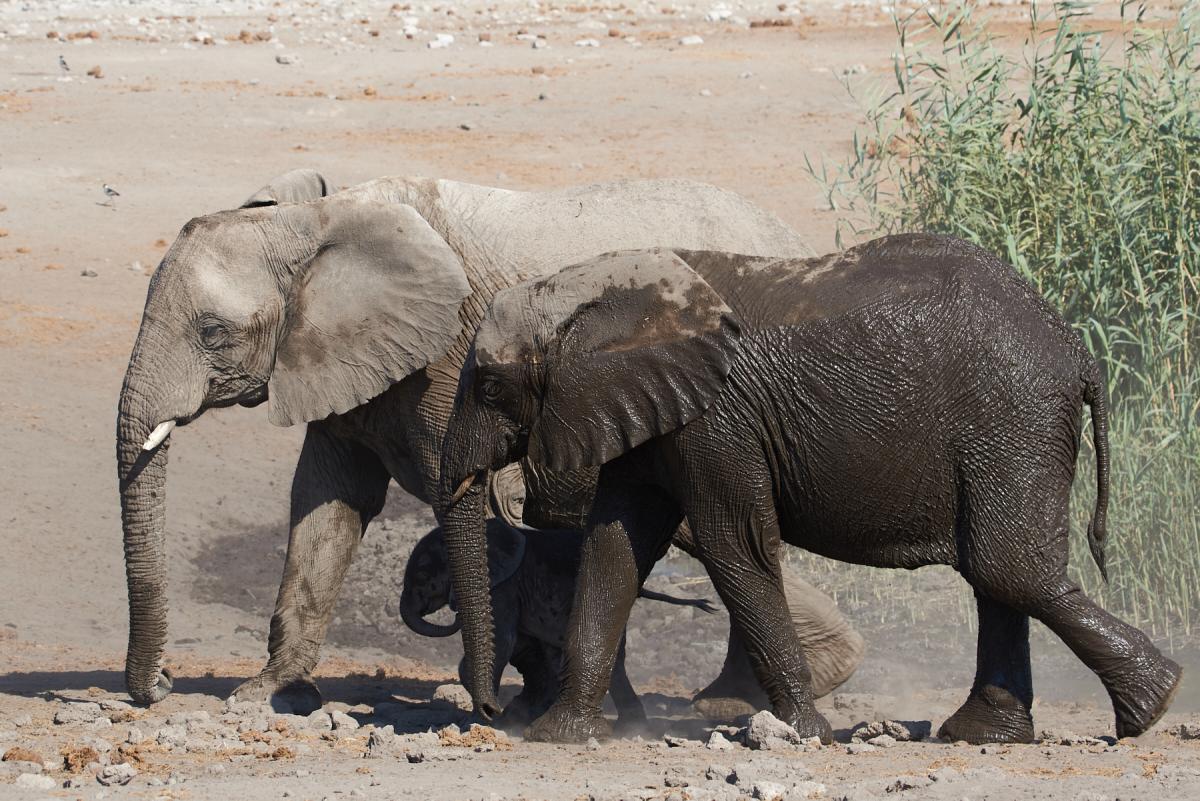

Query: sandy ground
[2,0,1198,798]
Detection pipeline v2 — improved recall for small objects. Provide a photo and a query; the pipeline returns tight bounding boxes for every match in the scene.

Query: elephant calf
[400,520,717,725]
[438,234,1182,745]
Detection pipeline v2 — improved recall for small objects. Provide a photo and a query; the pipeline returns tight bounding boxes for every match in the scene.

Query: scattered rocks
[745,711,803,751]
[1171,722,1200,740]
[97,762,138,786]
[850,720,930,743]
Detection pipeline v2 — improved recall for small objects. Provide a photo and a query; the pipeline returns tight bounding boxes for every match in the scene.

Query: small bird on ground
[58,55,70,73]
[102,184,120,207]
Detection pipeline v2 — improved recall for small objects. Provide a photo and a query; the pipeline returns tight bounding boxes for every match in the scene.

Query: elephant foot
[778,706,833,745]
[525,703,612,743]
[938,685,1034,744]
[1110,654,1182,739]
[230,671,323,716]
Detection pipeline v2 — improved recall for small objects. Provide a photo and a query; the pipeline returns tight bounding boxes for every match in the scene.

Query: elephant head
[117,172,471,704]
[399,520,527,638]
[436,248,743,716]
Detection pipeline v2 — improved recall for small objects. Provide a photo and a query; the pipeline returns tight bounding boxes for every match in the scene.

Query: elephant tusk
[450,472,480,506]
[142,421,176,451]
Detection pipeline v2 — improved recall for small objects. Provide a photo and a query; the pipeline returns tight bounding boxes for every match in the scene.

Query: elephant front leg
[939,593,1035,743]
[231,423,390,713]
[525,475,681,743]
[689,495,832,743]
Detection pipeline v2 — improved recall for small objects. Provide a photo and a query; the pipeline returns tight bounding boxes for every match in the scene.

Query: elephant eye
[199,321,232,349]
[481,378,503,402]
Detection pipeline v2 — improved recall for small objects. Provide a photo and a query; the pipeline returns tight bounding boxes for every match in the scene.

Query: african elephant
[116,169,866,711]
[437,236,1183,744]
[400,519,718,726]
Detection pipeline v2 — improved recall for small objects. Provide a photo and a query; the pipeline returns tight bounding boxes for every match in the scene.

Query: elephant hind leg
[1029,583,1181,738]
[609,633,647,730]
[939,592,1035,744]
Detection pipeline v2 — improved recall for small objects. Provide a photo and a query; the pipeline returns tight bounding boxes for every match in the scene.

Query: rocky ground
[2,0,1198,798]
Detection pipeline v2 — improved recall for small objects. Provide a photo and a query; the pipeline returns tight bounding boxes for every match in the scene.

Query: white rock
[330,710,359,731]
[705,6,733,22]
[432,684,472,712]
[574,38,600,47]
[706,731,736,750]
[679,35,704,46]
[306,711,333,731]
[53,702,102,725]
[15,773,56,790]
[428,33,454,49]
[745,711,803,751]
[752,780,786,800]
[867,734,897,748]
[97,762,138,786]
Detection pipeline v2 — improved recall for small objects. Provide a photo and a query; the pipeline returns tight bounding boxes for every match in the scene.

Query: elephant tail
[1083,361,1110,582]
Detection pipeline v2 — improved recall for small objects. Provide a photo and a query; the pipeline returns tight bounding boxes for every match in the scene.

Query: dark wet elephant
[437,235,1182,744]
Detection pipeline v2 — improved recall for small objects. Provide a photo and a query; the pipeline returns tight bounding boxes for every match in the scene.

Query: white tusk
[142,421,176,451]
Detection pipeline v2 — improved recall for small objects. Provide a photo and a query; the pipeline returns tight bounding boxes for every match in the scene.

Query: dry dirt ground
[2,0,1198,799]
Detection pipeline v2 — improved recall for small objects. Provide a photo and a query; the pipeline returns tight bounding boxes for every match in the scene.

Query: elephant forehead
[475,248,732,365]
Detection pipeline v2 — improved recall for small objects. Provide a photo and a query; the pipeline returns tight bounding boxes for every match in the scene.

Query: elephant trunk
[439,477,502,718]
[399,584,463,639]
[116,375,175,705]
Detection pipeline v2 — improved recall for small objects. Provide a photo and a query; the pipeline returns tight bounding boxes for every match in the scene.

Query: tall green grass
[806,0,1199,643]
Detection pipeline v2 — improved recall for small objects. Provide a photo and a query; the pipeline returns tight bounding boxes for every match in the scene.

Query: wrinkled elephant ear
[241,168,328,208]
[478,248,743,472]
[484,519,526,589]
[267,198,472,426]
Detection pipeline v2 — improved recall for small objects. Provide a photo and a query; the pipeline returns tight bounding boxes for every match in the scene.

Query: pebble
[431,684,472,712]
[585,737,600,751]
[883,775,932,792]
[275,53,295,64]
[866,734,897,748]
[679,35,704,46]
[574,38,599,47]
[428,33,454,49]
[664,769,689,787]
[663,734,697,748]
[846,742,876,755]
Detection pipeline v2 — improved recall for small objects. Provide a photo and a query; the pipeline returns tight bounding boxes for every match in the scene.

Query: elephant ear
[241,168,328,207]
[267,198,472,426]
[479,249,743,472]
[484,519,527,589]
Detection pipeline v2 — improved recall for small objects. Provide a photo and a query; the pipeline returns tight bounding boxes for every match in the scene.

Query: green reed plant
[806,0,1199,641]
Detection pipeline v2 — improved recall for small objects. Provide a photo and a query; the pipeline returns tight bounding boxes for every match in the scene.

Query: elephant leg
[688,490,832,743]
[231,422,389,713]
[609,632,647,730]
[505,638,559,726]
[692,624,769,722]
[1029,582,1181,738]
[525,473,681,743]
[938,592,1034,743]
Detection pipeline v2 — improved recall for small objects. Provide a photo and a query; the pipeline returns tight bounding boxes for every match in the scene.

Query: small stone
[699,88,712,97]
[15,773,56,790]
[531,38,548,50]
[745,711,802,751]
[459,123,473,131]
[867,734,897,749]
[705,763,730,782]
[846,742,877,754]
[478,32,492,42]
[850,720,930,743]
[574,38,599,47]
[531,65,546,75]
[664,769,689,787]
[80,269,98,278]
[363,86,377,97]
[54,703,102,725]
[428,33,454,49]
[585,737,600,751]
[306,711,333,731]
[841,63,868,76]
[97,762,137,786]
[753,780,786,800]
[87,65,103,78]
[275,53,295,64]
[330,711,359,731]
[664,734,697,748]
[432,684,472,712]
[679,35,704,46]
[406,750,426,763]
[707,731,735,751]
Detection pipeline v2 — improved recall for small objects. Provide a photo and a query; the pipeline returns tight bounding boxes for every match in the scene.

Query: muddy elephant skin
[438,235,1182,744]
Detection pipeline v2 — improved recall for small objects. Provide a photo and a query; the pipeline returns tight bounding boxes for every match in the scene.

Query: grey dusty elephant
[116,168,867,712]
[400,519,719,726]
[437,236,1183,745]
